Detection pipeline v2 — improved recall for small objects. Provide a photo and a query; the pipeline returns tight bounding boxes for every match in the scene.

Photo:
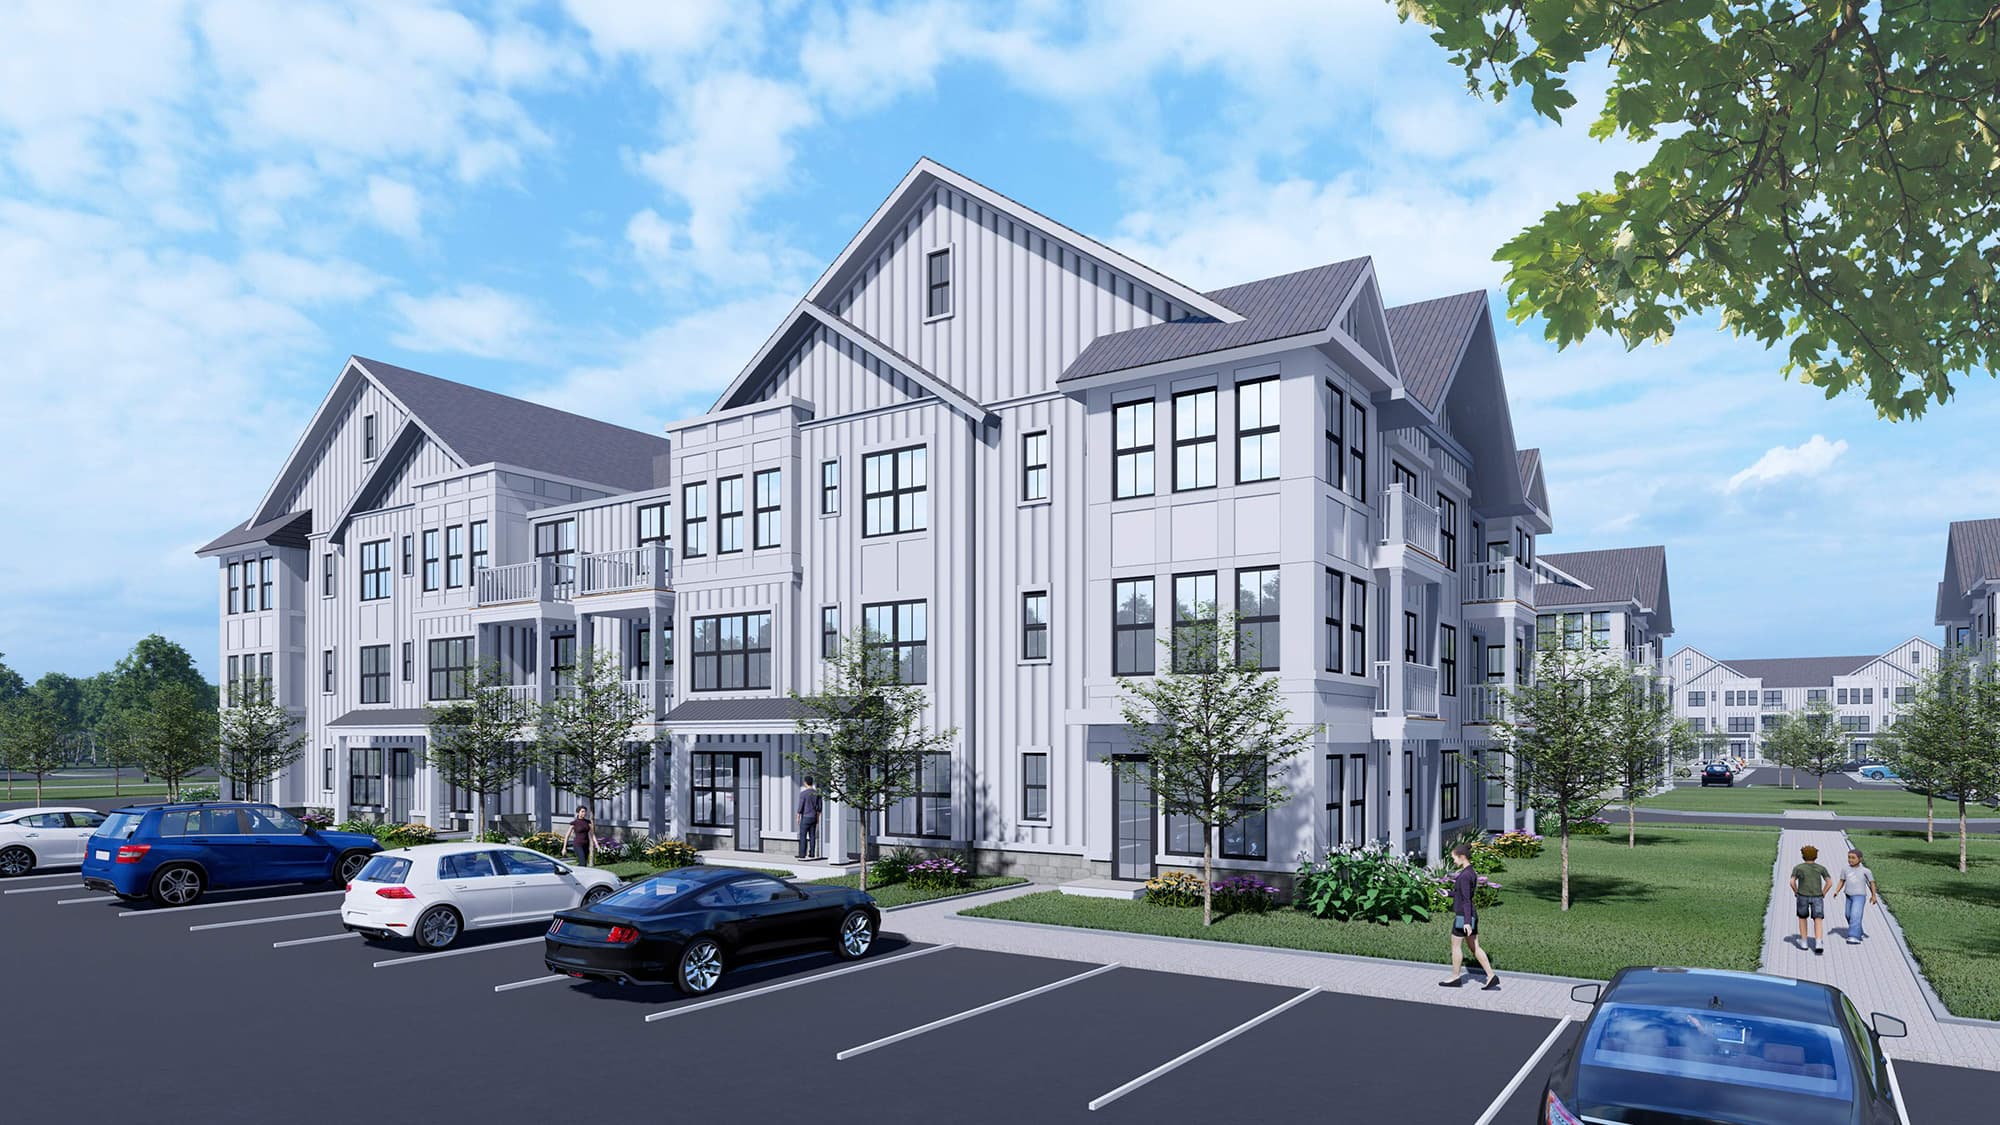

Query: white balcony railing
[620,679,671,717]
[1382,485,1442,561]
[1374,660,1442,718]
[578,543,674,597]
[497,684,539,705]
[1463,558,1535,604]
[475,559,573,606]
[1465,683,1508,725]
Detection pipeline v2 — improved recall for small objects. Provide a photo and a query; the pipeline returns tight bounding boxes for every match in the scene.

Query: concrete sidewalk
[1759,827,2000,1069]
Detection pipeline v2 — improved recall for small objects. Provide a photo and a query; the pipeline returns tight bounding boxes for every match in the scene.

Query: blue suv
[80,803,380,907]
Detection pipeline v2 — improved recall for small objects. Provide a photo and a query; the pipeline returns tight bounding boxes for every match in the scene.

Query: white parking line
[374,935,545,968]
[190,909,340,932]
[1086,986,1319,1110]
[275,932,362,949]
[5,883,87,895]
[3,872,83,888]
[1473,1017,1573,1125]
[840,962,1122,1061]
[118,889,341,917]
[55,895,114,905]
[494,974,571,993]
[1884,1055,1911,1125]
[643,943,956,1023]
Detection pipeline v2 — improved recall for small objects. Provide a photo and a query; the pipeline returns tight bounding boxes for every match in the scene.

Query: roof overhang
[709,302,989,423]
[328,707,435,731]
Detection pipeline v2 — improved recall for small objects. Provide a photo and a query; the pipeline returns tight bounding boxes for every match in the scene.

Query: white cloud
[625,207,676,280]
[363,175,424,240]
[1724,435,1850,494]
[239,251,382,305]
[388,285,544,360]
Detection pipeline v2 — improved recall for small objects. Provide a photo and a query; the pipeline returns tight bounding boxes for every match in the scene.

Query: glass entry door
[733,754,762,851]
[389,747,413,823]
[1112,755,1153,881]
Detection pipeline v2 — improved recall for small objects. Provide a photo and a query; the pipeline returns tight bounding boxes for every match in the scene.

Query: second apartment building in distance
[1666,640,1940,760]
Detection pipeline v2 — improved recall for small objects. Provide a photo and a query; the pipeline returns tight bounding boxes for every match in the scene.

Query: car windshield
[355,856,411,885]
[93,813,146,840]
[597,873,706,913]
[1577,1002,1854,1124]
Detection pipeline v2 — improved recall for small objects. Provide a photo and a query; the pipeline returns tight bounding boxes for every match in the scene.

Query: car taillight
[375,886,415,899]
[548,919,563,935]
[115,845,151,864]
[1544,1090,1583,1125]
[344,883,352,893]
[607,925,640,944]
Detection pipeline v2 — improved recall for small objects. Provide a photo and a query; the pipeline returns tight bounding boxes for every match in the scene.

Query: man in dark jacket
[796,777,822,860]
[1439,842,1500,991]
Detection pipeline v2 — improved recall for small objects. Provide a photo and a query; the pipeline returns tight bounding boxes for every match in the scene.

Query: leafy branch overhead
[1401,1,2000,418]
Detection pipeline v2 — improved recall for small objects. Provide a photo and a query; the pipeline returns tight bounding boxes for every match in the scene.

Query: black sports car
[1543,967,1908,1125]
[545,866,880,994]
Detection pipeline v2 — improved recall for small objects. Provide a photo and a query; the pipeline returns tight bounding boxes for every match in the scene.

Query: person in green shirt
[1789,844,1833,955]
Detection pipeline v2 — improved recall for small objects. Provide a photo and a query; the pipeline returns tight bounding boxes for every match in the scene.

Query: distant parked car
[1841,758,1885,773]
[1860,765,1900,781]
[1701,762,1735,787]
[341,842,621,950]
[0,807,106,876]
[80,803,379,906]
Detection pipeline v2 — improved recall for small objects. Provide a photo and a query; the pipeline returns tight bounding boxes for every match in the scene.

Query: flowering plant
[522,831,567,857]
[300,809,335,831]
[1210,874,1281,914]
[179,784,221,802]
[1487,831,1545,858]
[906,857,971,891]
[377,822,438,848]
[1293,843,1436,924]
[643,837,700,869]
[476,830,510,844]
[1430,870,1504,911]
[1568,815,1611,837]
[1144,870,1206,908]
[588,835,627,864]
[871,847,925,885]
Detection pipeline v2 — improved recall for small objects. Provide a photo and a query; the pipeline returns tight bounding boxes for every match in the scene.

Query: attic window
[362,414,378,461]
[925,248,953,320]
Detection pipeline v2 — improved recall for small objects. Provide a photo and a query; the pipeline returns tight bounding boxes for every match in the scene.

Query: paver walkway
[1759,826,2000,1069]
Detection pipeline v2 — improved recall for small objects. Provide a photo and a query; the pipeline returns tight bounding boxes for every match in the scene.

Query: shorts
[1796,895,1824,920]
[1451,914,1478,938]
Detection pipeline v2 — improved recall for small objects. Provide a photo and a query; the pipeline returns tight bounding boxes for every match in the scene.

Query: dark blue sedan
[80,802,380,906]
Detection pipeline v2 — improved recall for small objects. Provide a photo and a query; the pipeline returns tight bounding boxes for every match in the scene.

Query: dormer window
[362,414,377,461]
[925,248,952,319]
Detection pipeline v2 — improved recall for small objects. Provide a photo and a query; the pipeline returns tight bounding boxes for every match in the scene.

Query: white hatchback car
[342,842,621,950]
[0,807,107,876]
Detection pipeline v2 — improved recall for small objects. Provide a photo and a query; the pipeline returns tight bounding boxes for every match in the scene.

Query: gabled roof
[1535,546,1673,634]
[1060,258,1371,383]
[1383,291,1488,412]
[197,510,313,556]
[1706,656,1878,688]
[1516,448,1549,513]
[710,301,989,421]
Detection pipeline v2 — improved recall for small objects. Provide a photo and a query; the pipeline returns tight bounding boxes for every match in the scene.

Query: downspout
[966,412,983,864]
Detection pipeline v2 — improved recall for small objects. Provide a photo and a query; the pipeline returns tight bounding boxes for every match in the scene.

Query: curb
[883,880,1034,913]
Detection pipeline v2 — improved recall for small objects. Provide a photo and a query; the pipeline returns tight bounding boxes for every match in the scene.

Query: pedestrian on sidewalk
[1439,842,1499,991]
[1789,844,1833,956]
[796,776,822,860]
[1834,848,1879,945]
[566,805,594,866]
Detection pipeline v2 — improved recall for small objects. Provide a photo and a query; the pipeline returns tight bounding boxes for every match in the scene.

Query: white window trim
[1019,586,1052,666]
[1019,426,1053,508]
[819,457,840,518]
[922,243,956,324]
[1018,746,1052,825]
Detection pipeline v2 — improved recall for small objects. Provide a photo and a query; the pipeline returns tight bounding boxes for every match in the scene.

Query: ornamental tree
[1494,635,1628,910]
[216,676,309,803]
[538,651,654,865]
[427,660,537,841]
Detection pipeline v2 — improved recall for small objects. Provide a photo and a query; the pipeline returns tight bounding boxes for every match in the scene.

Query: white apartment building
[1530,546,1675,677]
[1936,517,2000,657]
[201,158,1578,883]
[1665,641,1940,760]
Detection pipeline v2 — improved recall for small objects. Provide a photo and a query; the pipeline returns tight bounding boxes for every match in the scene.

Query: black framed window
[1404,610,1420,664]
[1347,400,1367,500]
[1172,388,1217,491]
[228,562,241,614]
[682,482,708,558]
[1441,750,1462,822]
[470,520,488,572]
[445,524,465,588]
[241,561,258,612]
[258,653,271,702]
[321,553,335,597]
[691,752,735,827]
[1021,591,1049,662]
[637,502,669,544]
[691,612,773,691]
[1437,494,1458,570]
[227,655,240,703]
[1592,612,1612,648]
[1165,809,1201,856]
[1325,382,1344,489]
[534,519,576,576]
[1112,399,1155,499]
[362,413,377,461]
[1562,613,1584,650]
[322,649,335,694]
[886,750,952,838]
[753,469,781,549]
[925,247,952,318]
[1325,567,1343,673]
[359,645,390,704]
[1021,752,1049,822]
[422,529,440,591]
[1022,430,1050,502]
[862,445,928,536]
[1404,748,1415,827]
[401,641,413,683]
[715,476,744,554]
[1235,567,1279,671]
[864,601,928,685]
[350,747,384,809]
[259,557,273,611]
[1172,572,1218,672]
[1347,577,1367,677]
[550,634,576,690]
[1220,759,1267,860]
[821,606,840,660]
[323,748,333,793]
[1440,626,1458,696]
[1392,460,1419,497]
[1112,577,1155,677]
[1235,376,1280,483]
[359,539,391,601]
[820,460,839,514]
[428,637,472,701]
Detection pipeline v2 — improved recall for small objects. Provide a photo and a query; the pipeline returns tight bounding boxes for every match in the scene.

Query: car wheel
[836,909,876,960]
[0,846,34,877]
[413,905,462,951]
[676,936,725,996]
[149,865,204,907]
[582,884,613,907]
[334,850,371,884]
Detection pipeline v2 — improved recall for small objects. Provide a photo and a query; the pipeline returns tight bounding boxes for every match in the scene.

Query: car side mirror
[1570,983,1602,1006]
[554,864,571,876]
[1870,1013,1907,1039]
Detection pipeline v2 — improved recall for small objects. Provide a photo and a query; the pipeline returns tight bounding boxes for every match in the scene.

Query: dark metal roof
[1382,290,1488,412]
[1059,258,1371,382]
[1536,546,1673,634]
[198,510,313,555]
[1947,518,2000,593]
[354,357,672,492]
[1706,656,1879,688]
[328,707,435,729]
[663,698,813,724]
[1515,448,1547,512]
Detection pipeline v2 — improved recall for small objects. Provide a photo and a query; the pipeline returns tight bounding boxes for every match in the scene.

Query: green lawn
[1641,784,2000,820]
[1847,830,2000,1021]
[0,782,180,802]
[818,873,1028,909]
[963,827,1777,980]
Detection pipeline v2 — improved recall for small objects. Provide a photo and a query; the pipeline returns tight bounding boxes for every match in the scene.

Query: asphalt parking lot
[5,866,1997,1123]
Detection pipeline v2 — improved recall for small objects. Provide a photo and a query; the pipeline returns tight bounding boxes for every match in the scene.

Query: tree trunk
[1925,794,1935,843]
[1202,838,1215,927]
[475,791,487,842]
[113,764,121,797]
[1560,827,1571,912]
[1817,772,1824,807]
[36,774,44,804]
[859,829,871,892]
[1960,798,1969,874]
[1628,797,1636,848]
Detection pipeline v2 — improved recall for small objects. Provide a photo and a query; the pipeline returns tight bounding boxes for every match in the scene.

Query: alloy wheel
[841,912,874,957]
[583,885,612,906]
[338,853,369,882]
[0,848,31,877]
[682,940,722,993]
[418,907,459,949]
[159,869,201,905]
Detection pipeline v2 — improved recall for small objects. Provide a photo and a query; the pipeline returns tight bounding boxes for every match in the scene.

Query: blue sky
[2,0,1995,683]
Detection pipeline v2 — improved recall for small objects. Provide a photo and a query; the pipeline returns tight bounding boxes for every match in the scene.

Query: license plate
[94,850,110,861]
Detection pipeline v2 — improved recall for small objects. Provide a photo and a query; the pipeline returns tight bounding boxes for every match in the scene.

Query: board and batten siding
[277,380,434,522]
[751,324,932,416]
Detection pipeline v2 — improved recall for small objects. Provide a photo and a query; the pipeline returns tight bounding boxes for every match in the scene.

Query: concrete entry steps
[1059,878,1146,900]
[697,850,861,880]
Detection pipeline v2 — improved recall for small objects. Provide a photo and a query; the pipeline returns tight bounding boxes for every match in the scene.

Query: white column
[1425,743,1444,864]
[1384,739,1405,848]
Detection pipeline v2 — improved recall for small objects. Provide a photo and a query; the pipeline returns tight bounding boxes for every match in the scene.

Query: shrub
[1144,870,1206,907]
[1211,874,1281,914]
[522,831,567,857]
[870,846,925,885]
[643,837,699,869]
[300,809,335,831]
[179,784,220,802]
[334,819,377,835]
[590,835,627,864]
[1293,844,1436,924]
[476,830,510,845]
[1465,843,1507,876]
[1433,869,1505,911]
[1568,816,1611,837]
[375,823,437,849]
[906,857,971,892]
[1486,831,1545,859]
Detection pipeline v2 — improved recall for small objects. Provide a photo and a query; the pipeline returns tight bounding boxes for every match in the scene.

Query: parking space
[5,877,1998,1122]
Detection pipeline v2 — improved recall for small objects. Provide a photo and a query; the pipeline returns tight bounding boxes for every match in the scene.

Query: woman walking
[566,805,594,866]
[1438,842,1500,991]
[1835,848,1879,945]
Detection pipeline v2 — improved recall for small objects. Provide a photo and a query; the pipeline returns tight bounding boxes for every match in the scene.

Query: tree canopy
[1403,1,2000,418]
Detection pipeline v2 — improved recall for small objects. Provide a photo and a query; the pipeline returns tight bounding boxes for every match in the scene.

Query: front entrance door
[733,754,762,851]
[1112,755,1153,881]
[389,747,413,823]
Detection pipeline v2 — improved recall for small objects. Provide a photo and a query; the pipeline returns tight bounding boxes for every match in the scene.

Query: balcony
[1374,660,1441,718]
[578,543,674,598]
[475,559,571,607]
[1465,683,1508,725]
[1463,558,1535,604]
[1382,485,1441,562]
